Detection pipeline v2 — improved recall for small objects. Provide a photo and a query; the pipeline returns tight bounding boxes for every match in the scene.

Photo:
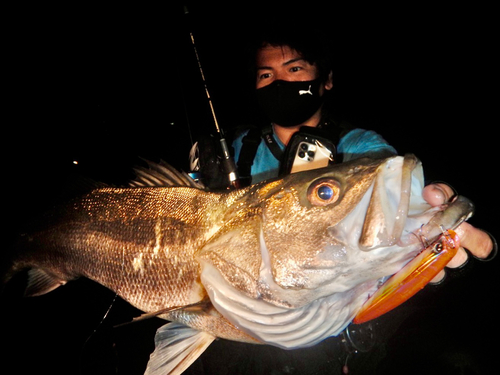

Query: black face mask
[256,78,324,127]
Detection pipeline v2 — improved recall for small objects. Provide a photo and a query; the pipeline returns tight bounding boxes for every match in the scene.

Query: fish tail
[144,322,216,375]
[24,269,69,297]
[2,235,69,297]
[1,258,69,298]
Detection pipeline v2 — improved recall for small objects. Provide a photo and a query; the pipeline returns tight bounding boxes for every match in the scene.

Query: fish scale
[74,187,220,311]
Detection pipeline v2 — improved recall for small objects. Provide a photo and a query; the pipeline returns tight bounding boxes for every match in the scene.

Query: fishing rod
[183,6,241,189]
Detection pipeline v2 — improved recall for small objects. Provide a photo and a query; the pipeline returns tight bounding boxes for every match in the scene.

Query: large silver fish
[3,154,473,374]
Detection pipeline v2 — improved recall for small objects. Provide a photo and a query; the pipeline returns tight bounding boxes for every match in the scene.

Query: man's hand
[422,183,495,283]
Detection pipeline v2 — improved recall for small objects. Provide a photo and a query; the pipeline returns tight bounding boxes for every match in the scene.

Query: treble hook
[414,224,430,249]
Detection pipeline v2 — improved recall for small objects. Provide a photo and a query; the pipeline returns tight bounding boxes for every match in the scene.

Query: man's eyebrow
[283,57,306,66]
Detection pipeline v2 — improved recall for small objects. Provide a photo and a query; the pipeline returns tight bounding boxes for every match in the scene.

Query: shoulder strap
[317,117,354,163]
[237,127,262,186]
[261,125,284,161]
[237,125,285,187]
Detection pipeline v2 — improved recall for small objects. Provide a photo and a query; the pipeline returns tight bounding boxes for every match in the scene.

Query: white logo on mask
[299,85,313,95]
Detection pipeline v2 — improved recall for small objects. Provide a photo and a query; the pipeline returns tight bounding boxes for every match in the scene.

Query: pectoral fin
[144,322,216,375]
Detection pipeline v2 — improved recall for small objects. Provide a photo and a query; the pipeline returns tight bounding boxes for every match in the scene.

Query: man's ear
[324,70,333,90]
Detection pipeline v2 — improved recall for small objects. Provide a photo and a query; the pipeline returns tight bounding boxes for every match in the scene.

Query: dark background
[2,3,498,374]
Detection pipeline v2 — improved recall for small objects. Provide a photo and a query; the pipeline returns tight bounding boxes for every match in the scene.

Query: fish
[2,154,474,375]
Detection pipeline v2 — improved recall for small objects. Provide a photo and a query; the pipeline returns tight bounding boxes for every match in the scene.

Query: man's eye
[258,72,272,80]
[290,66,302,72]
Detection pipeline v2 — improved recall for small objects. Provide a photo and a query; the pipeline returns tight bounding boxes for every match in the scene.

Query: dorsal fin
[144,322,215,375]
[129,159,205,189]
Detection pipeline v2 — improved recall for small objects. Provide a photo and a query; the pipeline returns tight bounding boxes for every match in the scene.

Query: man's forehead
[256,45,309,67]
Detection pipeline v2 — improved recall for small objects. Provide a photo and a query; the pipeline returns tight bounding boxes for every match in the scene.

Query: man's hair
[245,21,335,83]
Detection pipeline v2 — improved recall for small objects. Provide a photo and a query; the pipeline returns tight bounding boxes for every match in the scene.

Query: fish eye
[307,178,340,206]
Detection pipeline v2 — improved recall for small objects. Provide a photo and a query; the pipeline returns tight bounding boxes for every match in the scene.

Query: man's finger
[430,270,446,284]
[446,247,469,268]
[455,222,494,260]
[422,183,456,206]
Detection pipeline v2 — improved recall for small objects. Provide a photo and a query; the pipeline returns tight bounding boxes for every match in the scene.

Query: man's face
[255,44,332,93]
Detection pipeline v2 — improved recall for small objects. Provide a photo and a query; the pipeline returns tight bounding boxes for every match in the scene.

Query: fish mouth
[359,154,474,252]
[352,154,475,323]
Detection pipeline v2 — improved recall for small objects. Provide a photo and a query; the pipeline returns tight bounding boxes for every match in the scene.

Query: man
[187,23,495,374]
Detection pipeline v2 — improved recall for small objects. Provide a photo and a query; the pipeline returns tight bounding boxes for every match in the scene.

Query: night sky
[3,3,498,374]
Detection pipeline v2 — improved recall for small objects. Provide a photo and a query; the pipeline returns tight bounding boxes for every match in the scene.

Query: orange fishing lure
[354,230,460,324]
